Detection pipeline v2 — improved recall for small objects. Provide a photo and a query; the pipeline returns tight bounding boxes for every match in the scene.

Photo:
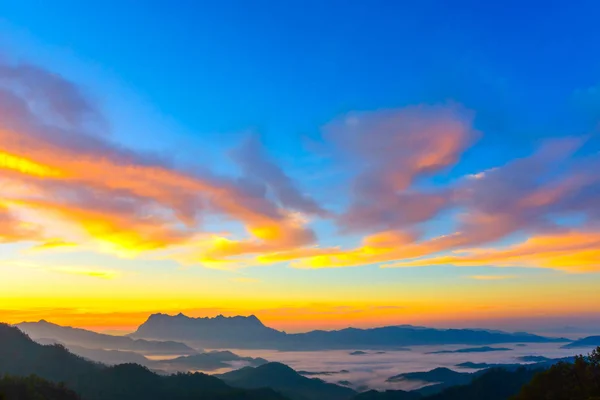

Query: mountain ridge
[0,323,287,400]
[130,313,570,350]
[17,320,196,354]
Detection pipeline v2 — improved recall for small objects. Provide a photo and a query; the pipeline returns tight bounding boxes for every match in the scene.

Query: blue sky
[0,0,599,332]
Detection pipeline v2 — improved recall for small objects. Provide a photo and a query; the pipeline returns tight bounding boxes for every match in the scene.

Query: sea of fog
[146,343,597,391]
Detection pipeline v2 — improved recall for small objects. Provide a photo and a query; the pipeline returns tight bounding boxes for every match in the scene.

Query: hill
[353,389,421,400]
[387,368,469,384]
[131,313,568,350]
[0,375,81,400]
[513,347,600,400]
[562,335,600,348]
[427,346,511,354]
[217,362,356,400]
[423,367,538,400]
[163,350,268,371]
[17,320,195,354]
[0,323,287,400]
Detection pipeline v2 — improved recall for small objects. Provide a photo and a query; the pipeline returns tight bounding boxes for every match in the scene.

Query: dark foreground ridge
[2,322,598,400]
[130,313,569,350]
[0,323,286,400]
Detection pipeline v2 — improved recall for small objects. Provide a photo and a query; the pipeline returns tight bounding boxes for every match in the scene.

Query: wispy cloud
[0,60,320,261]
[231,277,261,283]
[1,59,600,273]
[468,275,516,281]
[50,266,121,279]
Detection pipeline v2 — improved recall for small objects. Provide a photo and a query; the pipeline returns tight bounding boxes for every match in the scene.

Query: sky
[0,0,599,334]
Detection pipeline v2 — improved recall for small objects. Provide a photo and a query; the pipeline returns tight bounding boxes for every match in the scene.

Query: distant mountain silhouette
[0,375,81,400]
[131,313,569,350]
[131,313,285,347]
[163,350,268,371]
[387,368,469,384]
[427,346,511,354]
[562,335,600,348]
[53,342,151,366]
[455,356,576,372]
[353,389,421,400]
[17,320,195,354]
[455,362,509,369]
[515,355,550,362]
[298,370,350,376]
[217,362,357,400]
[0,323,287,400]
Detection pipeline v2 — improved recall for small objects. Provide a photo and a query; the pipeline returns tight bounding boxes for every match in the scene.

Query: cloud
[278,137,600,270]
[231,135,327,217]
[0,59,321,259]
[324,105,476,233]
[468,275,516,281]
[1,259,121,279]
[388,230,600,272]
[231,277,261,283]
[2,59,600,273]
[0,203,42,243]
[29,239,77,251]
[50,266,121,279]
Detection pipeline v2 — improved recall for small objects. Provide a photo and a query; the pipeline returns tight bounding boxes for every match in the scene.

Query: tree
[513,347,600,400]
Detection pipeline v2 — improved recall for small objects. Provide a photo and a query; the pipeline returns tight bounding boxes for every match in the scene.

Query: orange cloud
[325,105,476,233]
[387,230,600,272]
[0,60,321,259]
[50,266,121,279]
[0,203,42,243]
[2,59,600,273]
[468,275,516,280]
[260,231,421,269]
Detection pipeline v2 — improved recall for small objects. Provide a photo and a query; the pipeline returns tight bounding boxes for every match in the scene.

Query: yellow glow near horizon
[0,150,64,178]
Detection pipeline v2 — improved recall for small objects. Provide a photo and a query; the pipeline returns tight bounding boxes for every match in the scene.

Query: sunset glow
[1,1,599,335]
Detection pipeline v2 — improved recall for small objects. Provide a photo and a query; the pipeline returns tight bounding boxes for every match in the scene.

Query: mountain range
[1,322,594,400]
[24,327,270,372]
[0,323,286,400]
[561,335,600,348]
[129,313,569,350]
[17,320,195,354]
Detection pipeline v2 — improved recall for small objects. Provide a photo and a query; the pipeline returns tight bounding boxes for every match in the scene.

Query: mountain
[33,337,152,366]
[427,346,511,354]
[423,368,538,400]
[17,320,195,354]
[562,335,600,348]
[515,355,550,362]
[455,356,577,372]
[131,313,569,350]
[455,362,510,369]
[131,313,285,348]
[513,347,600,400]
[217,362,357,400]
[163,350,268,371]
[352,389,421,400]
[298,370,349,376]
[0,375,81,400]
[387,368,469,384]
[0,323,287,400]
[62,344,152,366]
